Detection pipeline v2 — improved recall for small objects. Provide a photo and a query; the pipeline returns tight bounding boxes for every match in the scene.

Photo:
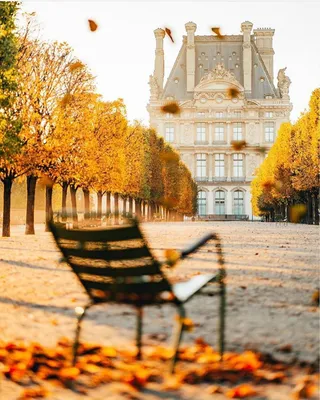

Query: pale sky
[20,1,320,124]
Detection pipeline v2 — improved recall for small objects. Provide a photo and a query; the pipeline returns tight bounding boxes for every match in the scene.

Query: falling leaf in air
[164,27,174,43]
[231,140,247,151]
[165,249,180,266]
[312,289,319,306]
[289,204,307,223]
[227,87,240,99]
[255,146,267,155]
[211,27,225,39]
[161,101,181,115]
[88,19,98,32]
[226,383,257,398]
[61,93,73,107]
[69,61,84,73]
[38,175,55,188]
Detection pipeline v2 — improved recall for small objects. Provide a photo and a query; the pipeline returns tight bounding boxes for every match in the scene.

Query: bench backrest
[49,220,173,305]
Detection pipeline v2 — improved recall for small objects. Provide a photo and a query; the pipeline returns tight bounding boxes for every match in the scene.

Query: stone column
[227,153,232,181]
[153,28,165,90]
[241,21,253,94]
[185,22,197,92]
[208,122,212,144]
[208,153,213,180]
[226,121,231,144]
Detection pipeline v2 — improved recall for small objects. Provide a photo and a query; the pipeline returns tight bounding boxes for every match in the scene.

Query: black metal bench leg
[136,306,143,360]
[219,280,226,361]
[72,304,91,366]
[170,305,186,374]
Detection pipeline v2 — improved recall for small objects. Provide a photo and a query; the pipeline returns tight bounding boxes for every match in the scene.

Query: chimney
[153,28,165,90]
[253,28,275,81]
[241,21,253,94]
[185,21,197,92]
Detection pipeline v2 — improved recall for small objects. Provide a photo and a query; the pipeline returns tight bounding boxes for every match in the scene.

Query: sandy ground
[0,221,319,399]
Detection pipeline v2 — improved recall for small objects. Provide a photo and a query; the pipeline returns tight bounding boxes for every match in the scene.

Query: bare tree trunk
[114,193,119,225]
[129,197,133,216]
[62,181,68,222]
[135,199,141,218]
[2,178,13,237]
[45,186,53,232]
[83,188,90,220]
[123,197,127,217]
[70,184,78,227]
[25,175,38,235]
[97,191,103,220]
[106,192,111,216]
[142,201,146,220]
[316,191,319,225]
[312,193,316,225]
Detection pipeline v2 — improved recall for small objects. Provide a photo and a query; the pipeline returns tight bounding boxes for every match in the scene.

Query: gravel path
[0,221,319,399]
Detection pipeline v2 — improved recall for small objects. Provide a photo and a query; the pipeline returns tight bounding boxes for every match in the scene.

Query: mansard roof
[162,35,278,101]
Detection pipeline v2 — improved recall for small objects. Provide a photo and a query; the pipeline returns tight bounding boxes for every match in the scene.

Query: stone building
[147,21,292,219]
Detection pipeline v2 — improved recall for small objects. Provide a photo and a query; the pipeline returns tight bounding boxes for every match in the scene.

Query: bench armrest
[180,233,215,259]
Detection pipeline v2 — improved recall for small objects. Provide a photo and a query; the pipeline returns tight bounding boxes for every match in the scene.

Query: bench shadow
[0,259,69,273]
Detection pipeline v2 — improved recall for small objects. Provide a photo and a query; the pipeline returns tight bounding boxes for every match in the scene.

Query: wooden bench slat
[71,263,161,277]
[52,224,142,242]
[81,279,171,294]
[63,246,151,261]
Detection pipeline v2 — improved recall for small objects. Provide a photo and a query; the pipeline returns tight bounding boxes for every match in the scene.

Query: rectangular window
[197,112,205,118]
[234,111,241,118]
[264,122,275,142]
[214,123,225,141]
[216,112,223,119]
[233,123,243,140]
[233,153,243,177]
[196,123,206,142]
[196,153,207,179]
[214,154,225,178]
[165,125,174,143]
[265,112,273,118]
[165,113,173,119]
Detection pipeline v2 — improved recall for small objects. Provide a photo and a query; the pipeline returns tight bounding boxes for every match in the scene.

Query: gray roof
[162,35,279,101]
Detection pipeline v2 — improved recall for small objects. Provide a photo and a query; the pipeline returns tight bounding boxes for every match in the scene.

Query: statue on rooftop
[149,75,160,100]
[277,68,291,100]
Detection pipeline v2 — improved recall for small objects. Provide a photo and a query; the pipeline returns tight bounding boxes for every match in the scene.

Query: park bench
[49,219,226,372]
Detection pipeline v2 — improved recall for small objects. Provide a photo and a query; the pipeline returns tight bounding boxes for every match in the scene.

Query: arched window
[215,190,225,215]
[233,190,244,215]
[197,191,207,216]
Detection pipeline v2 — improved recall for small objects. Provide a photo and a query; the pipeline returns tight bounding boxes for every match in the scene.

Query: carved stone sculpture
[148,74,160,100]
[277,68,291,100]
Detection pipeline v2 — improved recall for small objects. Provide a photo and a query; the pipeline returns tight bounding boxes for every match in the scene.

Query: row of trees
[251,89,319,224]
[0,5,197,236]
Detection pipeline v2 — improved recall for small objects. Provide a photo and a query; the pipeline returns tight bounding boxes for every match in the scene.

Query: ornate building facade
[147,21,292,218]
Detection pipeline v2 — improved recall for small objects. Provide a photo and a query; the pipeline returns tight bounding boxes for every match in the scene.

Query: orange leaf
[289,204,307,223]
[164,249,180,266]
[164,27,174,43]
[59,367,80,381]
[161,101,180,115]
[19,387,48,399]
[211,27,225,39]
[231,140,247,151]
[226,384,257,398]
[88,19,98,32]
[227,87,240,99]
[69,61,84,72]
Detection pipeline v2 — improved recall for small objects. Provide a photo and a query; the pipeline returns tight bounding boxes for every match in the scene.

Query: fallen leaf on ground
[278,344,292,353]
[312,289,319,306]
[226,384,257,398]
[19,386,48,399]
